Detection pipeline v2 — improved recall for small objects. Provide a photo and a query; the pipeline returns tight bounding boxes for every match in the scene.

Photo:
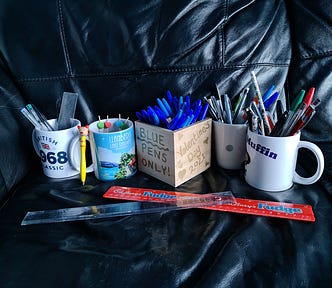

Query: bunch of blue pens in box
[135,90,209,130]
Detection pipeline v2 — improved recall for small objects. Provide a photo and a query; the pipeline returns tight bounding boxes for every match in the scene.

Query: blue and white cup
[88,118,137,181]
[244,129,324,191]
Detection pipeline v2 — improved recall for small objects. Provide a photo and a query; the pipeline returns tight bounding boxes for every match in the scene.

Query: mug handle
[68,135,94,173]
[293,141,324,185]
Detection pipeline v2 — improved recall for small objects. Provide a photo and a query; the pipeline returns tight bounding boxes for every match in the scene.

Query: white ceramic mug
[88,118,137,181]
[244,129,324,191]
[213,121,247,169]
[32,118,93,178]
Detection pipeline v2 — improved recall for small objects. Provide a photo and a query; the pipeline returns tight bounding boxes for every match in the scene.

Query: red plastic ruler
[103,186,315,222]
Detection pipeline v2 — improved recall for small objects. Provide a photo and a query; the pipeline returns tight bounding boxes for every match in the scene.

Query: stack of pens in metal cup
[205,71,320,137]
[135,90,209,130]
[20,104,54,131]
[203,85,250,124]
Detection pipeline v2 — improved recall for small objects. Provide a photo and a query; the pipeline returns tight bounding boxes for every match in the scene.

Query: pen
[147,106,160,126]
[264,91,279,110]
[251,114,258,133]
[157,98,170,118]
[233,87,249,123]
[167,90,173,107]
[30,104,54,131]
[167,109,183,130]
[154,105,169,126]
[204,96,219,121]
[280,102,306,136]
[223,94,233,124]
[191,100,202,123]
[302,87,315,108]
[262,85,275,102]
[289,109,315,136]
[26,104,53,131]
[290,89,305,112]
[250,71,271,135]
[244,107,253,131]
[275,100,284,120]
[162,98,174,117]
[178,96,184,111]
[211,95,223,121]
[172,96,179,114]
[250,102,262,121]
[197,102,209,121]
[289,98,321,136]
[270,111,289,137]
[20,107,44,129]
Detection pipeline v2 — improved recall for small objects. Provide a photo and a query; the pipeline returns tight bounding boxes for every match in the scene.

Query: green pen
[290,89,305,112]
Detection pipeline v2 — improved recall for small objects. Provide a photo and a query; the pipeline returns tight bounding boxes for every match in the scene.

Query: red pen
[289,98,320,136]
[302,87,315,108]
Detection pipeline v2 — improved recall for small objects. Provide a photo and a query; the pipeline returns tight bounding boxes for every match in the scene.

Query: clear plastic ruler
[21,191,235,226]
[103,186,315,222]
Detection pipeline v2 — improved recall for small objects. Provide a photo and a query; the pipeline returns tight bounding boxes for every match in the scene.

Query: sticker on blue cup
[89,118,137,181]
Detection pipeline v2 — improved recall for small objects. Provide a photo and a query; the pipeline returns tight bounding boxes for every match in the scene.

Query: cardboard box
[135,119,212,187]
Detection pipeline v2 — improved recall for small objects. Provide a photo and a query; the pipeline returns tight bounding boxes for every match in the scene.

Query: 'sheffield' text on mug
[247,138,278,159]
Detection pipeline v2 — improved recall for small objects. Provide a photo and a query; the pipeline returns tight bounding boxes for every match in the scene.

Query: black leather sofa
[1,1,331,287]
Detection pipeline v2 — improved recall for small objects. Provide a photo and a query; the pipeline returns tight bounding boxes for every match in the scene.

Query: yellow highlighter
[78,125,89,186]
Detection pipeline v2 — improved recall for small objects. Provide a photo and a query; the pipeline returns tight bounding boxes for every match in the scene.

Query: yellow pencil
[79,125,89,185]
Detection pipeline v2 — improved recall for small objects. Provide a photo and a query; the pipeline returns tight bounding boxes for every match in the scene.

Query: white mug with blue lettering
[244,129,324,191]
[32,118,93,178]
[88,118,137,181]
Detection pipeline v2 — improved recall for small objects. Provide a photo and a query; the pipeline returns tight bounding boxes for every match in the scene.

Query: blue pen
[198,102,209,121]
[174,114,188,130]
[154,105,169,126]
[185,95,191,113]
[141,109,150,123]
[178,96,183,111]
[191,105,202,124]
[157,98,170,118]
[181,115,192,129]
[162,98,174,117]
[262,85,275,102]
[167,90,173,107]
[167,109,183,130]
[136,111,144,122]
[147,106,160,126]
[264,91,279,110]
[184,114,194,127]
[172,96,179,113]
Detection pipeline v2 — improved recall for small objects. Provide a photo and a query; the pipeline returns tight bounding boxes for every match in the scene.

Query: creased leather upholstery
[0,1,331,287]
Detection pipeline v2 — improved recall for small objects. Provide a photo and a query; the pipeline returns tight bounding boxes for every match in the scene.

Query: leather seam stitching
[16,63,289,82]
[57,0,72,75]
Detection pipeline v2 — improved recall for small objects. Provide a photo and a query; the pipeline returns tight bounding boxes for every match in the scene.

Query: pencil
[78,126,89,185]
